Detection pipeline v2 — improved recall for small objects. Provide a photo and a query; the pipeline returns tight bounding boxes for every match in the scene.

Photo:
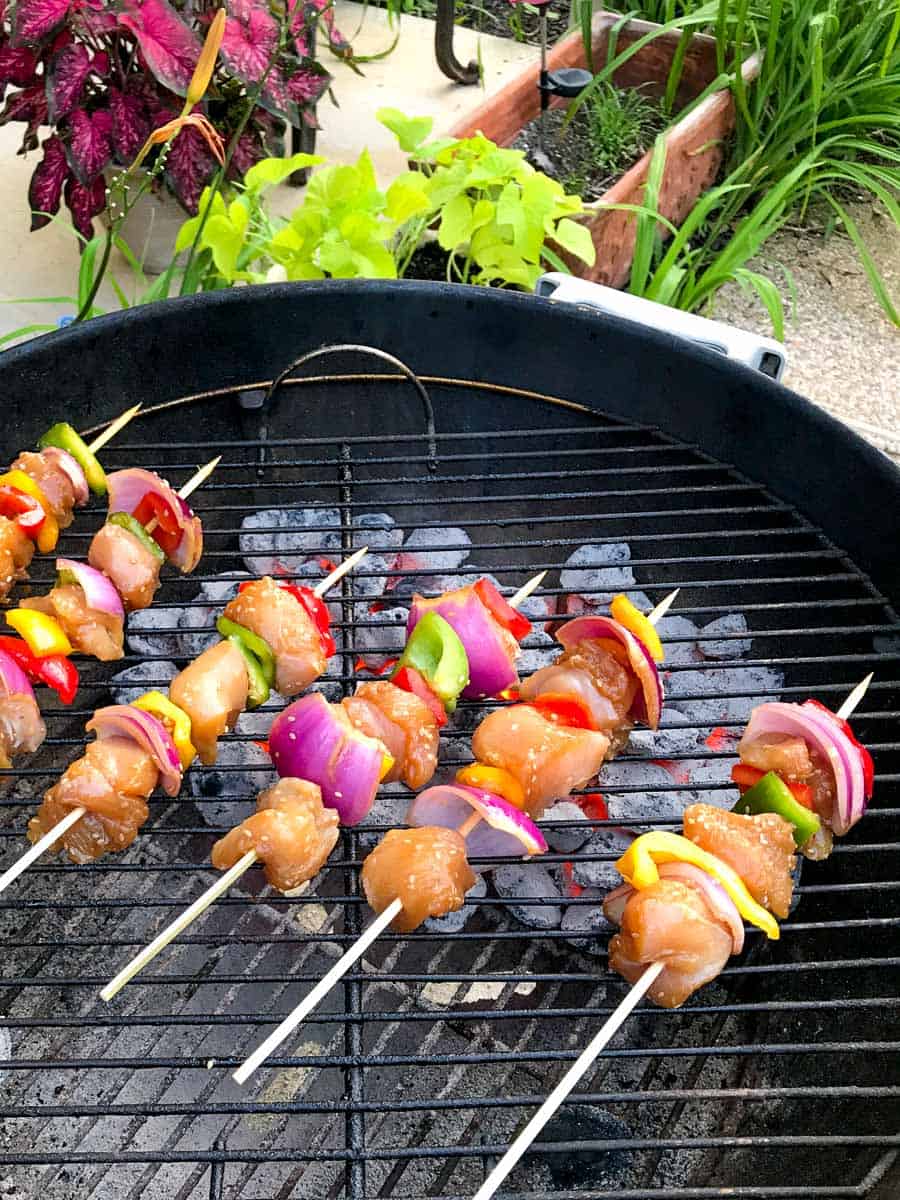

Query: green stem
[74,228,113,324]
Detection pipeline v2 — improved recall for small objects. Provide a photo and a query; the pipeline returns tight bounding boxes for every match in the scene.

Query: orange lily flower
[185,7,227,110]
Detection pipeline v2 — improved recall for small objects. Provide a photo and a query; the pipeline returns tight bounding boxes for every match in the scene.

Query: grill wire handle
[261,343,439,471]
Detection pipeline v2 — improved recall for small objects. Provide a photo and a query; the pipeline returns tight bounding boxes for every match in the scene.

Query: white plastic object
[535,273,787,381]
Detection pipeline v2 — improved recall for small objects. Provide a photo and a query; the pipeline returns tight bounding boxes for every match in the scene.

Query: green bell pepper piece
[216,616,276,689]
[733,770,821,847]
[108,511,165,562]
[38,421,106,495]
[394,611,469,713]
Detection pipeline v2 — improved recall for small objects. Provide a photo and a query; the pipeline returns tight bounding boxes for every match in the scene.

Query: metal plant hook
[264,342,438,472]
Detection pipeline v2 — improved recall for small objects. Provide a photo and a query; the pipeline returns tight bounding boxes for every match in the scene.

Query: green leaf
[733,268,786,341]
[551,218,596,267]
[377,108,434,154]
[385,172,430,222]
[0,323,59,349]
[244,154,325,194]
[175,216,201,254]
[204,212,247,282]
[77,234,103,313]
[438,193,475,250]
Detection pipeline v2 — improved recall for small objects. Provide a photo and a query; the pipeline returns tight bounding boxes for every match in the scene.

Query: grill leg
[435,0,480,84]
[289,20,319,187]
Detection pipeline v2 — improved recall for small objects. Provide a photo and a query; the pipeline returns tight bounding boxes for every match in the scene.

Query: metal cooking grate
[0,363,897,1200]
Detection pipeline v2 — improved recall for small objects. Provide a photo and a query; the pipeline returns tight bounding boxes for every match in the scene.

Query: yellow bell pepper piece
[132,691,196,770]
[456,764,526,810]
[610,593,664,663]
[6,608,72,657]
[615,830,780,940]
[0,469,59,553]
[379,753,395,781]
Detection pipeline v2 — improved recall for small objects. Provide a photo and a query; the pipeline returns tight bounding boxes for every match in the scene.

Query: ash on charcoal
[699,612,752,659]
[518,627,556,675]
[240,507,341,575]
[789,857,803,914]
[666,664,783,722]
[351,512,403,600]
[358,782,410,848]
[425,873,487,933]
[493,862,563,929]
[561,890,612,952]
[571,827,635,890]
[538,1105,634,1190]
[0,1028,9,1087]
[627,723,702,757]
[126,573,249,659]
[189,737,273,826]
[541,800,591,853]
[125,604,184,659]
[560,543,635,595]
[657,614,702,664]
[109,660,178,703]
[350,605,408,669]
[401,526,471,573]
[607,788,700,823]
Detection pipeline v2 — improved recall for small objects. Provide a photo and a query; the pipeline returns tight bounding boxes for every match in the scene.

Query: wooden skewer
[468,671,875,1200]
[231,592,682,1085]
[648,588,679,624]
[508,571,547,609]
[85,404,142,455]
[0,461,225,899]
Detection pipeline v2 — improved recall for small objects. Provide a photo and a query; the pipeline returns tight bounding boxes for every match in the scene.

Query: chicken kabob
[98,570,553,1000]
[0,459,218,773]
[0,405,140,602]
[468,673,875,1200]
[0,548,367,895]
[229,588,678,1085]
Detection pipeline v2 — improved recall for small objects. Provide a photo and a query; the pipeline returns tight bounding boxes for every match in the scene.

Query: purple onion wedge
[407,783,547,861]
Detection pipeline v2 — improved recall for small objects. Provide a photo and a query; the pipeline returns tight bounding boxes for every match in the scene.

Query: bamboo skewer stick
[98,548,370,1000]
[468,672,875,1200]
[85,404,142,455]
[0,459,224,898]
[231,591,681,1086]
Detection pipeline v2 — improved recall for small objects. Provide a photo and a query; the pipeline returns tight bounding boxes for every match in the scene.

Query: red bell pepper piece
[0,635,79,703]
[0,485,46,537]
[730,762,814,810]
[474,578,532,641]
[238,579,336,657]
[804,698,875,798]
[132,492,182,558]
[392,665,448,727]
[526,691,598,731]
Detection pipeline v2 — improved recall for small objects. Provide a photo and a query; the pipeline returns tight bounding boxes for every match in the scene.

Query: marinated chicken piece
[362,826,476,933]
[28,736,158,864]
[11,450,76,527]
[738,732,813,781]
[0,694,46,767]
[88,521,162,612]
[606,878,734,1008]
[212,778,339,893]
[683,803,796,919]
[222,576,326,696]
[472,704,609,817]
[343,681,440,790]
[521,638,639,737]
[170,639,249,765]
[21,584,124,661]
[0,515,35,594]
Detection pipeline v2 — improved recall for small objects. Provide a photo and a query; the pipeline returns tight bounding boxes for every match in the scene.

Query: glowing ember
[705,725,739,751]
[577,793,608,821]
[652,758,693,785]
[354,656,399,677]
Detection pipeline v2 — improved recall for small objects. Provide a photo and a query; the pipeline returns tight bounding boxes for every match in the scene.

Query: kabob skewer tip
[85,404,142,455]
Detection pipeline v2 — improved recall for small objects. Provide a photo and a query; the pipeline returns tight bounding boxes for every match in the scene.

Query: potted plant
[448,8,760,287]
[0,0,342,253]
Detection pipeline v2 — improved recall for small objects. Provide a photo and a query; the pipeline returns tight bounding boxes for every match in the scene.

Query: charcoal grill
[0,281,897,1200]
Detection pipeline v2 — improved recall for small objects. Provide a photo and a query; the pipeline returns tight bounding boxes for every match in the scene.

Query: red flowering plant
[0,0,346,239]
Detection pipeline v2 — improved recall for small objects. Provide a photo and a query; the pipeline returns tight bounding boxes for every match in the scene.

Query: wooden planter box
[449,12,759,288]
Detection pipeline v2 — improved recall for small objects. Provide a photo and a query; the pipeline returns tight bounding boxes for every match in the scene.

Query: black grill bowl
[0,281,897,1200]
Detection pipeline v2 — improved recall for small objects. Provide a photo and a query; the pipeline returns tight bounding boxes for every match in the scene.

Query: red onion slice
[407,585,518,699]
[40,447,89,506]
[742,701,866,836]
[407,783,547,860]
[269,693,385,826]
[56,558,125,619]
[106,468,203,572]
[602,881,632,927]
[556,615,663,729]
[0,647,35,699]
[602,863,745,954]
[86,704,181,796]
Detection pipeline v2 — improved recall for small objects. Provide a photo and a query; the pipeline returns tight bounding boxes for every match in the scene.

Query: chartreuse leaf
[438,194,475,250]
[244,154,324,194]
[376,108,434,155]
[552,218,596,266]
[385,172,430,222]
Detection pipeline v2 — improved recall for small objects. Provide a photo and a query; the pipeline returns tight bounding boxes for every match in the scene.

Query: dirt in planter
[402,239,453,281]
[510,86,667,202]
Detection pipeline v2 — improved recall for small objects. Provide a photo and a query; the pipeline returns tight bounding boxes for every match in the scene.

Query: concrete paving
[0,3,895,461]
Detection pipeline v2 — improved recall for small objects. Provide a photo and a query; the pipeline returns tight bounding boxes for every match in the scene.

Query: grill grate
[0,370,897,1200]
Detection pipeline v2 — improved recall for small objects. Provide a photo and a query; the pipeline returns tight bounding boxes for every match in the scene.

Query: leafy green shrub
[587,83,664,177]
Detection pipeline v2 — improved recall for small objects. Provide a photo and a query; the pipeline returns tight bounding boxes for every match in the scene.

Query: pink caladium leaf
[285,59,330,106]
[46,42,92,122]
[164,120,216,213]
[28,133,69,230]
[1,82,48,152]
[65,106,113,185]
[64,171,105,239]
[228,128,263,178]
[11,0,72,46]
[76,1,117,37]
[220,0,279,87]
[108,84,150,163]
[91,49,111,76]
[118,0,202,97]
[0,44,38,89]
